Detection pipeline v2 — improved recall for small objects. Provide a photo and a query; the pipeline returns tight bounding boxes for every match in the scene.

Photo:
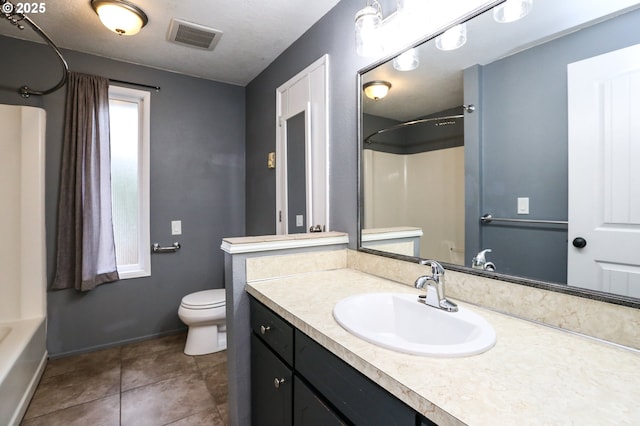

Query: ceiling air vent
[167,18,223,51]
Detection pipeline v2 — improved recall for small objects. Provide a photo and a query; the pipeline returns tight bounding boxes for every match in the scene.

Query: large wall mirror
[358,0,640,307]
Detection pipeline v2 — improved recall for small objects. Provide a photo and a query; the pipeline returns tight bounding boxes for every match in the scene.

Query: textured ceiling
[0,0,341,86]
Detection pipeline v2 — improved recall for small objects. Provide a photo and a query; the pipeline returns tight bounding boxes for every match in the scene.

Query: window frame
[108,85,151,279]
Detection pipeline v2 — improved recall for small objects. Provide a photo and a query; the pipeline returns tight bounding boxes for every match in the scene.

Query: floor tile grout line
[24,335,229,425]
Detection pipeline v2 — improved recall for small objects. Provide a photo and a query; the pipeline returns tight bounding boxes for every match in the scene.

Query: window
[109,86,150,279]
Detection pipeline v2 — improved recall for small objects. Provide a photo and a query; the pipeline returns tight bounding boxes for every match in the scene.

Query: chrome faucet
[472,249,496,271]
[414,260,458,312]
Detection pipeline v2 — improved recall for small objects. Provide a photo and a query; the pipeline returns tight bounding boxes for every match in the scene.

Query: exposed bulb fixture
[493,0,533,23]
[363,80,391,100]
[91,0,148,36]
[435,23,467,51]
[393,48,419,71]
[355,1,383,57]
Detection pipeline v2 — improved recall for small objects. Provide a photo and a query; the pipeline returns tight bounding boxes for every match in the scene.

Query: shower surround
[0,104,48,426]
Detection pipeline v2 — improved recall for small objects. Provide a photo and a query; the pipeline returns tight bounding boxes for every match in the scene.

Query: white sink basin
[333,293,496,357]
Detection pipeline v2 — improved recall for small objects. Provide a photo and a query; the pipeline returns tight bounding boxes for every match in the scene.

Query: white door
[567,44,640,298]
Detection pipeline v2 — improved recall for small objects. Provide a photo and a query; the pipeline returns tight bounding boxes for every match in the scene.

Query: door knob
[273,377,286,389]
[572,237,587,248]
[260,325,271,335]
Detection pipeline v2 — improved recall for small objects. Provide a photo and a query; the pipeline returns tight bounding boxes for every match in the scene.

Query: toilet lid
[181,289,226,310]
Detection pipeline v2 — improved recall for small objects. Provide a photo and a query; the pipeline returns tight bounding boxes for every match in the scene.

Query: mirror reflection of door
[286,111,307,234]
[567,43,640,298]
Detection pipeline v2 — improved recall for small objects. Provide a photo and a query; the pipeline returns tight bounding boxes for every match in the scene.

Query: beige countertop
[246,268,640,426]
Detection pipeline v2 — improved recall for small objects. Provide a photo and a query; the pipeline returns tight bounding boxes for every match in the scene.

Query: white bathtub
[0,105,48,425]
[0,320,47,425]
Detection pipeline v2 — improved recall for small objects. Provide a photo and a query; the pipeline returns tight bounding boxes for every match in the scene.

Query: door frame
[275,55,329,235]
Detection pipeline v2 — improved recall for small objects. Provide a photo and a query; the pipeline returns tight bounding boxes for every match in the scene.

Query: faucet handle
[419,259,445,276]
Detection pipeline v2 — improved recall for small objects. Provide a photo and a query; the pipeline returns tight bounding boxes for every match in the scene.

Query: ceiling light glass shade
[435,23,467,51]
[393,48,419,71]
[493,0,533,23]
[363,80,391,100]
[91,0,148,35]
[355,4,383,57]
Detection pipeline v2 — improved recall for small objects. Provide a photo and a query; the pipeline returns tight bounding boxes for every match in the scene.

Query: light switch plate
[171,220,182,235]
[517,197,529,215]
[296,215,304,227]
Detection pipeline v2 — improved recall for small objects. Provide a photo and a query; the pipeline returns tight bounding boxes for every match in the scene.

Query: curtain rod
[109,78,160,92]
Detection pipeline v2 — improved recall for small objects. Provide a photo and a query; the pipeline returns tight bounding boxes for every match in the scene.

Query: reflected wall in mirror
[359,0,640,302]
[286,111,307,233]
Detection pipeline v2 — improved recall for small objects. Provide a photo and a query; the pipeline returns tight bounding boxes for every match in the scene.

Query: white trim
[305,102,313,227]
[361,228,424,242]
[221,235,349,254]
[276,54,330,234]
[108,85,151,279]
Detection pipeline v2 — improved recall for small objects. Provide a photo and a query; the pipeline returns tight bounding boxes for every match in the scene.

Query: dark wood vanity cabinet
[250,297,434,426]
[251,333,293,425]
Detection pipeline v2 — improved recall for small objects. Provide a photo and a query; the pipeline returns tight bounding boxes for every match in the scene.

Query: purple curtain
[52,72,119,291]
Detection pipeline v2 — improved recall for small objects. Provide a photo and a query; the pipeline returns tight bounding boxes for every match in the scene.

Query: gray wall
[0,36,245,356]
[468,8,640,283]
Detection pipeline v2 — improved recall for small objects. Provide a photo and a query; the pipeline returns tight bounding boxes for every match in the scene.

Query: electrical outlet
[171,220,182,235]
[296,215,304,227]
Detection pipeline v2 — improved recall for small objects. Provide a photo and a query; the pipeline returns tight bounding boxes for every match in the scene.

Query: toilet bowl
[178,289,227,355]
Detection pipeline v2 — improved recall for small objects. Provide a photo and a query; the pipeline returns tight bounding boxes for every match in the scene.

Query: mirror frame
[356,1,640,310]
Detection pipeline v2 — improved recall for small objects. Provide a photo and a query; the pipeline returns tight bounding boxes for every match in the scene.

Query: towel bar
[152,242,181,253]
[480,214,567,225]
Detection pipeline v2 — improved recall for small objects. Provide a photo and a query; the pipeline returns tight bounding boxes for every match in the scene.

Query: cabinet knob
[273,377,286,389]
[260,325,271,335]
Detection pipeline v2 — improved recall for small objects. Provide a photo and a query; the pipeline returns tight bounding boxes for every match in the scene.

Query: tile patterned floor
[21,333,229,426]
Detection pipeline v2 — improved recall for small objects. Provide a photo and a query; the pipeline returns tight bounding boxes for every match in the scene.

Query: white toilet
[178,289,227,355]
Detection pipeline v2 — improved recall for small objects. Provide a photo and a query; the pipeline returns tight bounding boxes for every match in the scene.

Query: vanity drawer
[295,330,416,426]
[250,297,294,365]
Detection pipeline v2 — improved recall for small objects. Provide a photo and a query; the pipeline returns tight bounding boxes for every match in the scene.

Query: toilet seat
[181,289,225,310]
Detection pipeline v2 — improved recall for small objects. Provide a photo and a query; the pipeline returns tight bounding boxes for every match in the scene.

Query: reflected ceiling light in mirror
[91,0,148,35]
[363,80,392,100]
[355,1,383,57]
[435,23,467,51]
[493,0,533,23]
[393,48,419,71]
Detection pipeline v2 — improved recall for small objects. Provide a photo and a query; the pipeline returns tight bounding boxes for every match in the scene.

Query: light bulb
[393,48,419,71]
[355,4,383,57]
[435,24,467,51]
[493,0,533,23]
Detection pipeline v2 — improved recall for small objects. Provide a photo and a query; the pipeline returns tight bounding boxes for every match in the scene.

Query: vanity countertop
[246,268,640,426]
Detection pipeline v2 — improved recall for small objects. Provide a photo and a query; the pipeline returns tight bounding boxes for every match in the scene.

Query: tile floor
[20,333,229,426]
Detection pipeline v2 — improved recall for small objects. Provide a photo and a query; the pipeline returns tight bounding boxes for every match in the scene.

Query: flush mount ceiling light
[393,48,419,71]
[493,0,533,23]
[354,0,383,57]
[435,23,467,51]
[363,80,391,100]
[91,0,148,36]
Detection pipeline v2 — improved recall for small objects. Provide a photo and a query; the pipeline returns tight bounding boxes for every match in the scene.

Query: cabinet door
[293,375,346,426]
[295,330,416,426]
[251,334,293,426]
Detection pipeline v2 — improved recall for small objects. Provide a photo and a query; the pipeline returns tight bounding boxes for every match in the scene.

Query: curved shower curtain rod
[364,104,475,145]
[1,0,69,98]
